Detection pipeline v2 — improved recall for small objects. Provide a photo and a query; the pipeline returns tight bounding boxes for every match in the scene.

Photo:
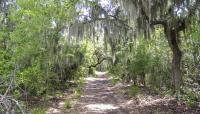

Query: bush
[180,89,199,108]
[111,77,120,85]
[30,107,45,114]
[64,100,72,109]
[184,95,198,108]
[74,87,82,98]
[128,85,140,97]
[17,64,46,96]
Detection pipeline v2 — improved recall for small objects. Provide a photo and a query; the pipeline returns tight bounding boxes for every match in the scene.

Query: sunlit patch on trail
[85,77,108,82]
[85,77,98,82]
[138,96,173,107]
[94,71,107,75]
[46,108,60,114]
[84,103,119,111]
[81,95,95,97]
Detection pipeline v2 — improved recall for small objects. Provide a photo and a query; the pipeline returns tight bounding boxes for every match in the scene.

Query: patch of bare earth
[47,72,200,114]
[45,88,77,114]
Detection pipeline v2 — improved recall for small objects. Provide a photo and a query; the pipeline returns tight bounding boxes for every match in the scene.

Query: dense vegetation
[0,0,200,113]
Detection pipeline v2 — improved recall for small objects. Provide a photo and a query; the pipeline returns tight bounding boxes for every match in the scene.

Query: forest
[0,0,200,114]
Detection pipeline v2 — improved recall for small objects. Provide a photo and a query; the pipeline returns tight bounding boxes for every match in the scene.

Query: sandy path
[47,72,200,114]
[69,72,128,114]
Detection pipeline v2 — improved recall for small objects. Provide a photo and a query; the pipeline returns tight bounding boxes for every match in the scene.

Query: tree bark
[151,19,184,93]
[166,28,182,93]
[88,58,106,74]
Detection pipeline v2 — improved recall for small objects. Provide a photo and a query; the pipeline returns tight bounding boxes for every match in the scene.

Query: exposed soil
[46,72,200,114]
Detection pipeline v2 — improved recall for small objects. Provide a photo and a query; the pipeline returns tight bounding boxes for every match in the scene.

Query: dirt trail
[69,72,128,114]
[47,72,200,114]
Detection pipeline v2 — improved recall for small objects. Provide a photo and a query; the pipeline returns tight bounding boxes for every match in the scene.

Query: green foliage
[30,107,45,114]
[179,23,200,104]
[0,0,200,111]
[109,62,126,78]
[181,91,199,108]
[130,38,151,76]
[76,77,85,87]
[17,61,46,96]
[74,87,82,98]
[0,0,90,101]
[81,40,96,67]
[64,100,72,109]
[184,93,198,108]
[109,29,171,89]
[128,85,140,97]
[111,77,120,85]
[147,29,172,89]
[0,51,13,76]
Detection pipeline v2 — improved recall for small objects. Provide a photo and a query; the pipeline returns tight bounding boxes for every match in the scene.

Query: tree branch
[150,20,167,26]
[108,15,133,30]
[138,0,149,22]
[80,1,133,30]
[88,57,106,68]
[81,15,133,30]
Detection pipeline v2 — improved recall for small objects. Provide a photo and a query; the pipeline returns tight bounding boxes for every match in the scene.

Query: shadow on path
[69,72,128,114]
[48,72,200,114]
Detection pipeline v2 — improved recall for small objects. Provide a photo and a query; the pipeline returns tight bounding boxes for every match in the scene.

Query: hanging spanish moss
[67,0,200,44]
[64,0,200,94]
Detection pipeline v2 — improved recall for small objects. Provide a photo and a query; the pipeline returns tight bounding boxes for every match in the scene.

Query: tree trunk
[88,67,93,75]
[140,71,146,86]
[166,29,182,93]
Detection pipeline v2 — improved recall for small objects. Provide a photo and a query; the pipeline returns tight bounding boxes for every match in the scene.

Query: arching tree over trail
[71,0,200,93]
[1,0,200,113]
[118,0,200,93]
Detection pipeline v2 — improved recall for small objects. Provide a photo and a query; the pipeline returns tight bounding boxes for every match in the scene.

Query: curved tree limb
[88,57,107,68]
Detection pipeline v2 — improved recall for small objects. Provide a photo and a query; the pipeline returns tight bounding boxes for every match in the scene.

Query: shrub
[64,100,72,109]
[30,107,45,114]
[128,85,140,97]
